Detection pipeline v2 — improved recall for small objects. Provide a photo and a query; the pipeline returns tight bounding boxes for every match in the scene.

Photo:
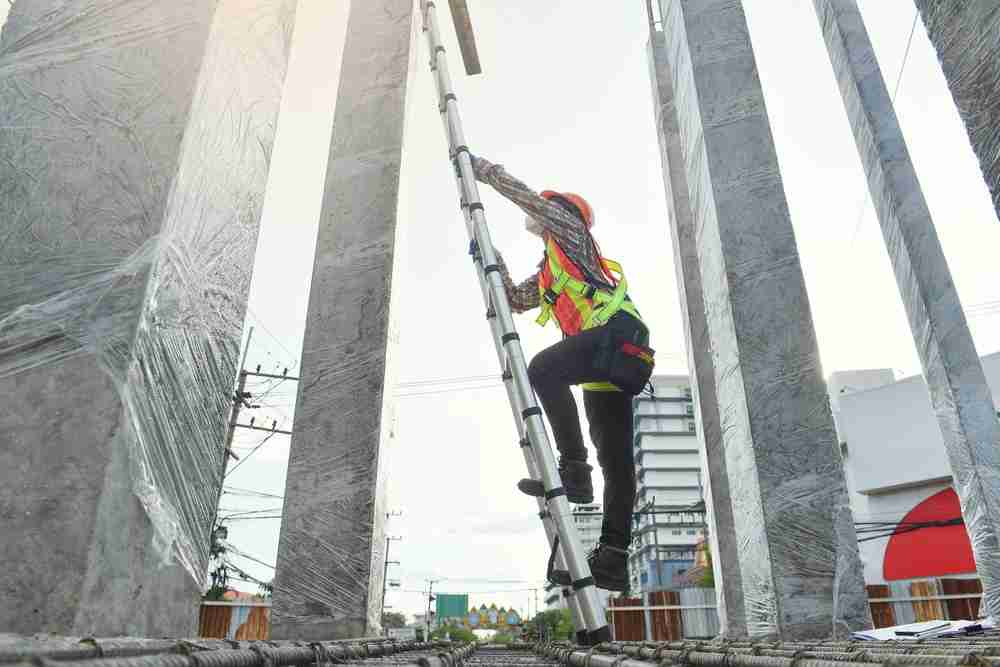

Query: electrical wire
[854,517,963,543]
[244,304,300,371]
[847,8,920,248]
[226,544,277,570]
[225,431,279,478]
[396,382,505,399]
[219,507,284,519]
[223,486,284,499]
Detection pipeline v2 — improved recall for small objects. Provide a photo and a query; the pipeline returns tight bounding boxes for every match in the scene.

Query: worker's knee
[527,353,547,388]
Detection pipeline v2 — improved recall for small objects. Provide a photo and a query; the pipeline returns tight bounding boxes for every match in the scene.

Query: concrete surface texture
[813,0,1000,619]
[656,0,871,639]
[270,0,417,641]
[0,0,297,636]
[914,1,1000,225]
[646,31,746,638]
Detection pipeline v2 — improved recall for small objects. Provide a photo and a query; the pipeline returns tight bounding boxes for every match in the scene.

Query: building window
[672,530,681,536]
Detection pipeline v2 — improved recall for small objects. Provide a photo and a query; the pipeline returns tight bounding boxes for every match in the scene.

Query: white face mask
[524,215,544,238]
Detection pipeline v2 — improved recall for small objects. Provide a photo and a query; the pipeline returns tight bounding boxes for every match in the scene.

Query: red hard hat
[541,190,594,229]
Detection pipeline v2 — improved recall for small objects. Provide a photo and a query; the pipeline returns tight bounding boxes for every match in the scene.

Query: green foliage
[700,544,715,588]
[382,612,407,629]
[492,631,515,644]
[530,608,575,641]
[202,585,227,601]
[430,625,477,643]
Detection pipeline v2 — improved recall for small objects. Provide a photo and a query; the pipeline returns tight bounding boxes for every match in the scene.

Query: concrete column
[646,29,746,638]
[271,0,416,640]
[913,2,1000,224]
[0,0,296,636]
[656,0,870,639]
[814,0,1000,619]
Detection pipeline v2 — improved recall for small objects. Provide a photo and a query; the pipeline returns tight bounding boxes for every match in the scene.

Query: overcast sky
[7,0,998,622]
[219,0,1000,621]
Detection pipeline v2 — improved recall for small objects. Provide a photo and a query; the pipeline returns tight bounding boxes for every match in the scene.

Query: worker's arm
[496,251,540,314]
[472,156,600,269]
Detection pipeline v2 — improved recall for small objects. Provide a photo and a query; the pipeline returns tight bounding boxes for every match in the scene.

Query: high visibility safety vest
[535,234,643,392]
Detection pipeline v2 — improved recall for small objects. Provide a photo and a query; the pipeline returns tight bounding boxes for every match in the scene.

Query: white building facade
[544,505,611,611]
[629,375,706,594]
[829,352,1000,622]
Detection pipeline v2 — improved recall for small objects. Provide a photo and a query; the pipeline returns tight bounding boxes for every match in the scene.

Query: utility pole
[533,588,539,618]
[380,535,402,625]
[425,579,439,640]
[223,327,255,463]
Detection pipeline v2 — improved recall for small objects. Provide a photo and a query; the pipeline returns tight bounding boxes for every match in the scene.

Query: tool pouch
[594,311,655,396]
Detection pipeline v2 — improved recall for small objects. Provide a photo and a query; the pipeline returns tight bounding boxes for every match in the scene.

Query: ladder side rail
[452,156,586,638]
[419,0,608,641]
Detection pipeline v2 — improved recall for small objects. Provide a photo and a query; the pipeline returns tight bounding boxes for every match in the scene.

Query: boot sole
[592,574,628,592]
[517,479,593,504]
[550,568,627,592]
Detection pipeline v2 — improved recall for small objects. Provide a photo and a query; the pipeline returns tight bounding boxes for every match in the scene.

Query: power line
[244,303,300,370]
[223,486,284,500]
[847,9,920,248]
[226,545,277,570]
[396,382,505,399]
[225,431,279,478]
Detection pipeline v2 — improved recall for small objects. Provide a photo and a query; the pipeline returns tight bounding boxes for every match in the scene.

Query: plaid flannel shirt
[472,156,612,314]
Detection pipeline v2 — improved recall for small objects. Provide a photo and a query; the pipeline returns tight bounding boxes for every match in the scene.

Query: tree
[530,609,574,641]
[700,543,715,588]
[382,612,407,629]
[492,631,515,644]
[430,625,477,643]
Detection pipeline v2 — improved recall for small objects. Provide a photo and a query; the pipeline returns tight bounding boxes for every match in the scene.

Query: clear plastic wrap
[0,0,296,633]
[654,0,870,639]
[914,1,1000,225]
[270,0,416,640]
[647,29,746,639]
[813,0,1000,622]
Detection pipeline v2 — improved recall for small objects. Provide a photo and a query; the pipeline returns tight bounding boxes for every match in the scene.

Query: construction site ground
[8,636,1000,667]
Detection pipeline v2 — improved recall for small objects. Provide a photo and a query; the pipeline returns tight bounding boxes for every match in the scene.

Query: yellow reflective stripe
[535,304,553,327]
[582,381,621,392]
[538,241,644,333]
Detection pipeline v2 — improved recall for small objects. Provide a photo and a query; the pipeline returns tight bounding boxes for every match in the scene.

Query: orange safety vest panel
[536,234,640,337]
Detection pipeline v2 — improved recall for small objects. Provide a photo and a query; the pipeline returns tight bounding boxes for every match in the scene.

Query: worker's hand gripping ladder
[419,0,611,645]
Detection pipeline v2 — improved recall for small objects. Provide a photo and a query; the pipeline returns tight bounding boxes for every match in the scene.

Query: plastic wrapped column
[656,0,871,639]
[913,2,1000,225]
[813,0,1000,620]
[270,0,416,640]
[646,30,746,638]
[0,0,297,636]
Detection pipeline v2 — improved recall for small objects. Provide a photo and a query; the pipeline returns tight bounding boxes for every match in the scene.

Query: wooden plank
[199,606,232,639]
[866,585,895,629]
[447,0,482,75]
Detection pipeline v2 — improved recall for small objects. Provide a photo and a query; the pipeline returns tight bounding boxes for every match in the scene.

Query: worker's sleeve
[472,156,599,268]
[495,251,540,314]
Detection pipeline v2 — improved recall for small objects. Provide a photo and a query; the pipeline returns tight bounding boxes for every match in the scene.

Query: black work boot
[517,459,594,504]
[587,542,629,591]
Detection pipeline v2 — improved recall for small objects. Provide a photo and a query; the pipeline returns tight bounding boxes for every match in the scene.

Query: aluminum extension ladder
[419,0,611,645]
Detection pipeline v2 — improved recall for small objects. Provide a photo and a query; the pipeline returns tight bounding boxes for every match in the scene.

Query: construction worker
[471,155,654,591]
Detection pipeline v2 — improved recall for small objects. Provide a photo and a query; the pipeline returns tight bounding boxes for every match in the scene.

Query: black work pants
[527,326,636,549]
